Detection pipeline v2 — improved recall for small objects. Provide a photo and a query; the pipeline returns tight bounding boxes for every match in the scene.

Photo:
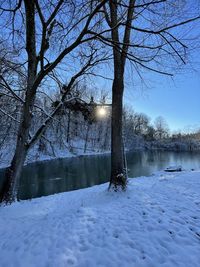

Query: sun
[97,107,107,118]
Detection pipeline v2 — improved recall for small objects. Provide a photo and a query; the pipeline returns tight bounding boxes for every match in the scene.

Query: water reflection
[18,155,111,200]
[0,151,200,200]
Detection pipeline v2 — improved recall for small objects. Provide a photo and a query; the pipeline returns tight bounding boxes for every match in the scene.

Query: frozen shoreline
[0,170,200,267]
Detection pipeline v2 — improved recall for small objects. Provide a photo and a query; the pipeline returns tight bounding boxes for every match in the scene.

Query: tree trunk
[66,110,71,143]
[0,0,37,204]
[108,0,126,190]
[109,77,126,190]
[103,119,110,150]
[0,139,28,203]
[84,123,90,153]
[108,0,135,191]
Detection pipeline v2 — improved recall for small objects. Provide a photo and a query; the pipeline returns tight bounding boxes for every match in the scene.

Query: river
[0,151,199,200]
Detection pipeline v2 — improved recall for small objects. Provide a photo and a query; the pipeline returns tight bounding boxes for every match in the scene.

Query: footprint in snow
[79,245,89,252]
[173,209,181,214]
[113,231,119,239]
[87,217,96,223]
[191,216,198,220]
[195,232,200,238]
[142,211,147,216]
[66,258,76,265]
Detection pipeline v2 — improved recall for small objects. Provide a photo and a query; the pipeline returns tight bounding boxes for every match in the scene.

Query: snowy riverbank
[1,171,200,267]
[0,143,111,169]
[1,137,200,169]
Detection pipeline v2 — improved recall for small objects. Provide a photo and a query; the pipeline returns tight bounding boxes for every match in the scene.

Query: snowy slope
[0,171,200,267]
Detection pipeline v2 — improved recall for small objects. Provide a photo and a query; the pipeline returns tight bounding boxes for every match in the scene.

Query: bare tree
[106,0,136,190]
[90,0,200,190]
[0,0,109,204]
[154,116,169,140]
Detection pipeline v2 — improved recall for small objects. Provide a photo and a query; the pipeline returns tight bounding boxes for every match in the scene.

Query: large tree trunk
[108,0,135,191]
[109,76,126,190]
[0,135,28,203]
[0,0,37,204]
[108,0,127,190]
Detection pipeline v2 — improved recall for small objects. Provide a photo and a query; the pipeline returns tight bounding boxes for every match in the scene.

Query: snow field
[0,171,200,267]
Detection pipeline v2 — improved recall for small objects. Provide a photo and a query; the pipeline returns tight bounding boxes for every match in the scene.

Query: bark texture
[0,0,37,203]
[109,0,135,190]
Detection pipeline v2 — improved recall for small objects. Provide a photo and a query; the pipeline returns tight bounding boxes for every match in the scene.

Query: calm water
[0,151,200,200]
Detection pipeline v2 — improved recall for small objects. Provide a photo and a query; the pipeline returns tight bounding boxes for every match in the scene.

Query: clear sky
[124,68,200,133]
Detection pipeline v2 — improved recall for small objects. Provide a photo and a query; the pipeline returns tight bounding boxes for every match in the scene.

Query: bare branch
[127,16,200,34]
[0,108,20,123]
[0,75,24,103]
[0,0,22,12]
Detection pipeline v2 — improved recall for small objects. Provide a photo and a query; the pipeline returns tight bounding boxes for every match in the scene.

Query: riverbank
[0,143,111,169]
[1,137,200,169]
[0,170,200,267]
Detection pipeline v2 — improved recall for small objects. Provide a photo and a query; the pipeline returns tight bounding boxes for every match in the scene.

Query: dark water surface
[0,151,200,200]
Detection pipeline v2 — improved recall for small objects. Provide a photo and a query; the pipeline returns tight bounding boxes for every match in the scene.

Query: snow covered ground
[0,171,200,267]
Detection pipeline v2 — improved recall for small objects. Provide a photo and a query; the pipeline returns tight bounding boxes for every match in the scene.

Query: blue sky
[124,69,200,133]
